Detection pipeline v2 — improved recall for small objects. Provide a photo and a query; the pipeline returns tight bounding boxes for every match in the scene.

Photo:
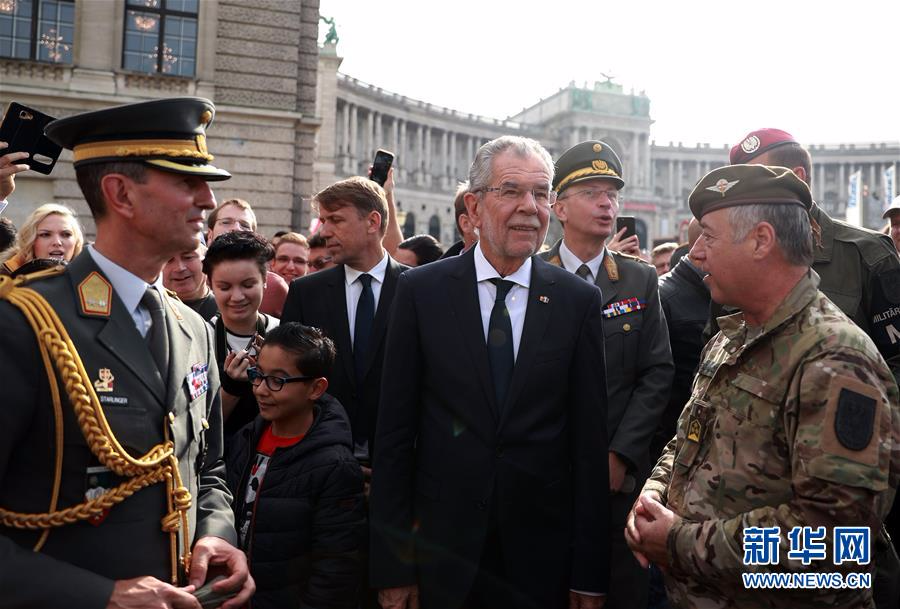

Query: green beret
[689,164,812,219]
[553,140,624,195]
[45,97,230,181]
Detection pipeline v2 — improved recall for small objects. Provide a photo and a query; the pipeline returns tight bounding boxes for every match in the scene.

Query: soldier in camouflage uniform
[626,164,900,609]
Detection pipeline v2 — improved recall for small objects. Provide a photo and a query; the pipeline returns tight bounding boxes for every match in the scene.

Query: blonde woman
[0,203,84,276]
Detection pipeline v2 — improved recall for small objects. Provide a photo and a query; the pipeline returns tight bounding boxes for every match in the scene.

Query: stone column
[631,132,641,186]
[440,130,449,189]
[416,124,425,186]
[348,104,358,173]
[374,112,383,151]
[391,118,399,156]
[839,163,846,202]
[365,111,375,166]
[449,132,458,183]
[668,159,677,201]
[424,127,433,186]
[676,160,684,205]
[340,102,350,172]
[398,119,407,181]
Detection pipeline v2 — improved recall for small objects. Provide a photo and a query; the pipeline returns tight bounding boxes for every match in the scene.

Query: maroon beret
[729,128,798,164]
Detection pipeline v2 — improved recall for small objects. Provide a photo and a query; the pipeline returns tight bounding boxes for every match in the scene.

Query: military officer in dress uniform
[540,140,674,609]
[0,98,254,609]
[626,164,900,609]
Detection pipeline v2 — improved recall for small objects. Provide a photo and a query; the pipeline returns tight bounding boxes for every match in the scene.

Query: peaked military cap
[44,97,230,181]
[553,140,624,195]
[689,164,812,219]
[730,128,799,165]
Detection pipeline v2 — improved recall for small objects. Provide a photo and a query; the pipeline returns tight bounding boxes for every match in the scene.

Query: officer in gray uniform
[540,140,674,609]
[0,98,255,609]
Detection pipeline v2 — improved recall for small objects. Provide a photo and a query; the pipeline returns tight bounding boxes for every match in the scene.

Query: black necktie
[575,264,592,281]
[141,287,169,383]
[487,278,515,409]
[353,273,375,383]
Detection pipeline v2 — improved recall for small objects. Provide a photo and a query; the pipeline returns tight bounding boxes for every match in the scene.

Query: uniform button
[476,500,487,510]
[168,412,176,423]
[495,445,504,458]
[201,418,209,430]
[623,323,631,332]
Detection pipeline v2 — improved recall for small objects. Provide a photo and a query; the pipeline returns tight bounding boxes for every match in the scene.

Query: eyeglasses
[310,256,333,270]
[558,188,619,204]
[275,255,309,266]
[478,182,556,206]
[215,217,253,231]
[247,367,315,391]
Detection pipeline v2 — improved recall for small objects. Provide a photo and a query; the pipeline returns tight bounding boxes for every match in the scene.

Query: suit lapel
[448,248,499,423]
[362,258,402,379]
[329,266,356,388]
[499,257,556,430]
[595,252,619,306]
[163,292,193,410]
[68,253,167,405]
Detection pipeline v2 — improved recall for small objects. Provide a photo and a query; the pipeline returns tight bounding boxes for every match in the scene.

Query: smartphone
[616,216,637,240]
[0,102,62,175]
[370,149,394,187]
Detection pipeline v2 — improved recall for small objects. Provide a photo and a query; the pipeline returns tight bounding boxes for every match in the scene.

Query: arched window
[402,211,416,239]
[428,215,441,240]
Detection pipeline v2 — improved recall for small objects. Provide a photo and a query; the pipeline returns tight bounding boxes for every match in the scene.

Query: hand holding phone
[0,103,62,175]
[369,149,394,187]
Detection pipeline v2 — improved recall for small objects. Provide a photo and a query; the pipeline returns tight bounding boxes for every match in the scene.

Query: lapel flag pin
[538,295,550,304]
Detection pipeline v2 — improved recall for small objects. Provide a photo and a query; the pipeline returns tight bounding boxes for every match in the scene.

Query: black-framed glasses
[477,182,556,206]
[247,367,315,391]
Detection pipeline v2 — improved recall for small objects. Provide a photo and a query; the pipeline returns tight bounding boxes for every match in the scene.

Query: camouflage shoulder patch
[820,375,884,468]
[834,388,876,451]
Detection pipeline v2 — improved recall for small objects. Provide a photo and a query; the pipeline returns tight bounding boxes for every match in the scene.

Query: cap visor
[145,159,231,181]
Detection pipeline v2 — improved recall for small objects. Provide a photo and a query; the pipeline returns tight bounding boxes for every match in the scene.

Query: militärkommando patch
[834,388,876,451]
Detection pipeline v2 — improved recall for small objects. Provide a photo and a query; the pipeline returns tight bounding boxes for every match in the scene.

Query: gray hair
[467,136,554,193]
[728,204,814,266]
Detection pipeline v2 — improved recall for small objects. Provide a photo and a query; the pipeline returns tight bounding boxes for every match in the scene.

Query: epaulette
[829,220,897,266]
[610,249,652,266]
[165,288,180,301]
[11,264,67,285]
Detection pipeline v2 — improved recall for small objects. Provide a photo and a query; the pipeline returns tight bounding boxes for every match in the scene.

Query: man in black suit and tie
[281,176,408,469]
[371,136,610,609]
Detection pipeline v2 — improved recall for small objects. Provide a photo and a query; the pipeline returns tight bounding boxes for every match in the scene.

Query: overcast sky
[318,0,900,147]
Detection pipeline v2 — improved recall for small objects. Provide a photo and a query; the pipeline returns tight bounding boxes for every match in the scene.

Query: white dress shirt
[344,251,389,343]
[88,244,165,338]
[473,242,531,361]
[559,240,605,283]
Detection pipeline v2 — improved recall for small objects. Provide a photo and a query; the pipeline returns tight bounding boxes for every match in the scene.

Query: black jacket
[280,258,409,456]
[227,394,366,609]
[653,257,710,463]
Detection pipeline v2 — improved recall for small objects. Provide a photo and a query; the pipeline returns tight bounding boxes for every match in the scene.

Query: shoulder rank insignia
[78,272,112,316]
[602,297,646,318]
[687,418,702,442]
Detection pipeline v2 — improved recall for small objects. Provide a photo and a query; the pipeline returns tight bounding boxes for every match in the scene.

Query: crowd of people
[0,97,899,609]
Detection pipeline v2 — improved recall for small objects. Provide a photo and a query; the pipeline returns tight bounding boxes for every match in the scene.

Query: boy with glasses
[227,322,365,609]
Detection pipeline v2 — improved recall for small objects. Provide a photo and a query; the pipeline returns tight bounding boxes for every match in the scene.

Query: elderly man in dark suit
[371,135,611,609]
[541,140,673,609]
[0,98,253,608]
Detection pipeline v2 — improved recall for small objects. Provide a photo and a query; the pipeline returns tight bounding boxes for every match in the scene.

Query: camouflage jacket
[644,271,900,609]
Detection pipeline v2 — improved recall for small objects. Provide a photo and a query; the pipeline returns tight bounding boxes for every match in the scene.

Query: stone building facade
[2,3,897,245]
[0,0,321,237]
[320,44,899,244]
